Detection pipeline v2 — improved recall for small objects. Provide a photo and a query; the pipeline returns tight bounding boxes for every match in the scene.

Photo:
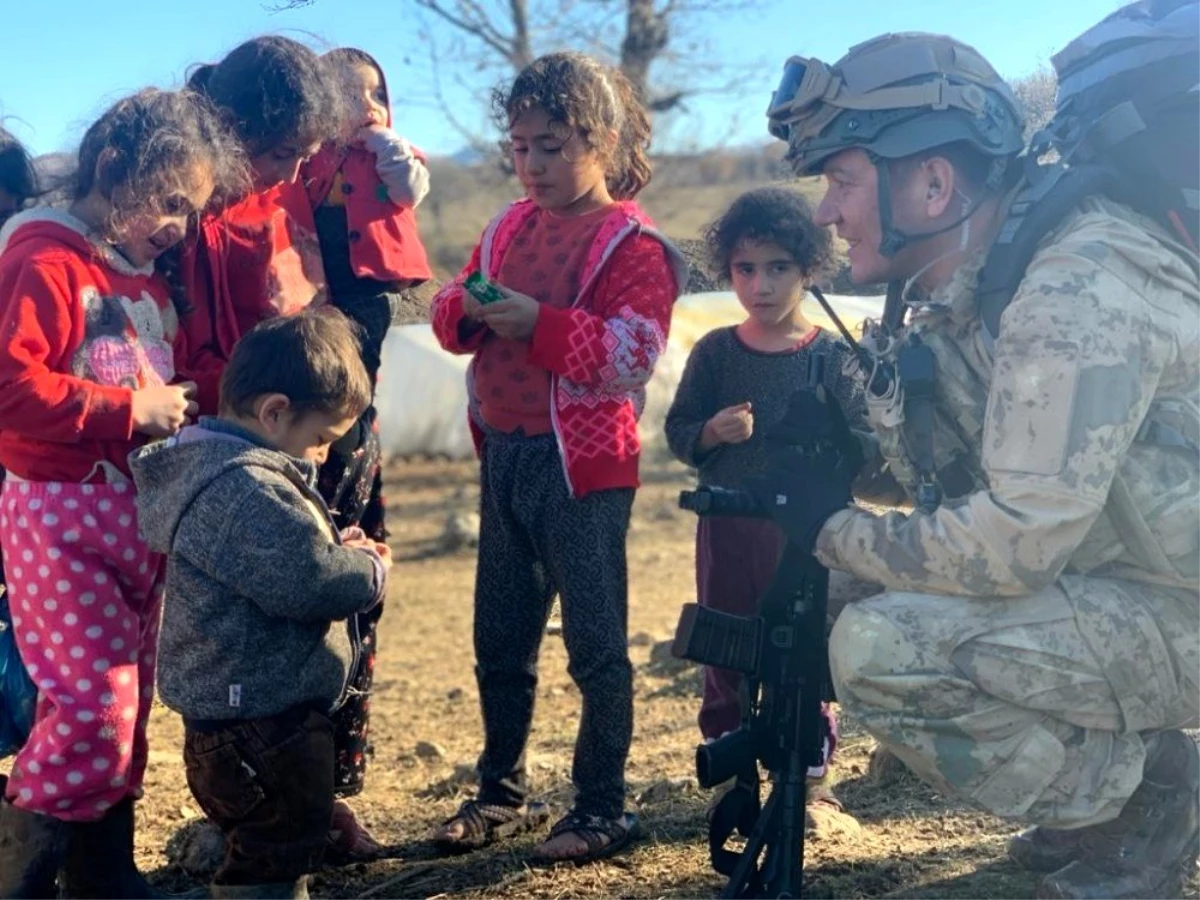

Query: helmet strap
[869,152,990,259]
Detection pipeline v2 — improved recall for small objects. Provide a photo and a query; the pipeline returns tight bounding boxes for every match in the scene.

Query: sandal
[529,811,640,866]
[431,799,550,855]
[326,799,385,865]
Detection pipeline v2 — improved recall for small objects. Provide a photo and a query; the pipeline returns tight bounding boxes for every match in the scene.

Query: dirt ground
[18,456,1196,899]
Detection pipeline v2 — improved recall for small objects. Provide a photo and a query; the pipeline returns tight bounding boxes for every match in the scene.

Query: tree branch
[412,0,519,64]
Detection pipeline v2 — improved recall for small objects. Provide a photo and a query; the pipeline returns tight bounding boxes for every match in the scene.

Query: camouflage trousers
[829,574,1199,828]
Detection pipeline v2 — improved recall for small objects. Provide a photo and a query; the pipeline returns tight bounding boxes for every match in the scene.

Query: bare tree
[270,0,760,115]
[1009,66,1058,141]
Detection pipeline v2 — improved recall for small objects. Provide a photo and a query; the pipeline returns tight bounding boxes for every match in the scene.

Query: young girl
[0,127,39,611]
[175,35,385,861]
[307,45,431,382]
[174,35,345,415]
[0,127,38,229]
[305,53,433,824]
[664,187,865,830]
[430,51,687,865]
[0,88,245,898]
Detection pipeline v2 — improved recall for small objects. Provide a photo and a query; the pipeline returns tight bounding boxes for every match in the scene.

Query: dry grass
[68,456,1185,899]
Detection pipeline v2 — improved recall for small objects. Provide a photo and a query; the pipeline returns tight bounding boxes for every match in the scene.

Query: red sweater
[303,140,432,284]
[0,209,178,482]
[174,179,327,415]
[431,199,689,498]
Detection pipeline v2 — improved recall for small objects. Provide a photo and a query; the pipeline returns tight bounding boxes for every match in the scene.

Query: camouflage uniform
[819,196,1199,827]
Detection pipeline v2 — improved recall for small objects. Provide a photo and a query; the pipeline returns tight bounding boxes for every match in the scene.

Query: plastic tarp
[374,291,884,460]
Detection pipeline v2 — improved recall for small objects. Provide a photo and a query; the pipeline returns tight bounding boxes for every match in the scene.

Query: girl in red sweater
[0,126,40,623]
[0,88,245,898]
[430,51,687,865]
[174,36,386,861]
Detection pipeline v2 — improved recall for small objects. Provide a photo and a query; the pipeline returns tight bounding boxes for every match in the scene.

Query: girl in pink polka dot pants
[2,478,163,822]
[0,88,241,897]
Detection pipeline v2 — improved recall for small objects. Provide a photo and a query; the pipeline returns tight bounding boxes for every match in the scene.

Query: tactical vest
[862,211,1199,591]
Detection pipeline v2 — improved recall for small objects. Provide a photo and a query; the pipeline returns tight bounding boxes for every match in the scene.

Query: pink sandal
[326,799,385,865]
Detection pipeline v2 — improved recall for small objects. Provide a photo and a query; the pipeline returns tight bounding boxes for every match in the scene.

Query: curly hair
[493,52,652,200]
[188,36,344,157]
[71,89,249,317]
[705,187,836,284]
[74,88,249,235]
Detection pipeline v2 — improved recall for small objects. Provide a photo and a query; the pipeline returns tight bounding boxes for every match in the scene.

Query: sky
[0,0,1121,160]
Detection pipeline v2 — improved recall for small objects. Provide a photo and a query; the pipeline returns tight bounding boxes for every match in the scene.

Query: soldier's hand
[769,387,863,478]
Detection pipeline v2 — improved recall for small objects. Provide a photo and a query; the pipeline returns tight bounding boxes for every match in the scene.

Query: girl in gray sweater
[664,188,866,826]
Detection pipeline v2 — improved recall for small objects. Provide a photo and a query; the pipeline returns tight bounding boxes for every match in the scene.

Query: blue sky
[1,0,1119,159]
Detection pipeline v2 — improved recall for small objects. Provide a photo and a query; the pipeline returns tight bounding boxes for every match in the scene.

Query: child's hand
[373,542,393,570]
[132,382,198,438]
[353,123,391,146]
[461,283,486,321]
[701,402,754,448]
[478,288,539,341]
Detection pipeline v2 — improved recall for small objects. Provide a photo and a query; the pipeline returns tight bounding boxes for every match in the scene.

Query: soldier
[759,29,1199,900]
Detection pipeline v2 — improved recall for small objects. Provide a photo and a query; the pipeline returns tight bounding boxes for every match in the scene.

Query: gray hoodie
[129,418,386,722]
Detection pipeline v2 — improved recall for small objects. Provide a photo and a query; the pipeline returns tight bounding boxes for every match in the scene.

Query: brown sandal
[529,811,639,866]
[431,799,550,854]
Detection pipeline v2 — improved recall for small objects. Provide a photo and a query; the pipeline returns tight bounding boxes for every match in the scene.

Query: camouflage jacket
[816,196,1199,596]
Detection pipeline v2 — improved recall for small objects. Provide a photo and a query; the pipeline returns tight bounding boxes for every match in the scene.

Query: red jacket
[174,179,328,415]
[0,209,178,483]
[304,137,432,284]
[431,199,688,498]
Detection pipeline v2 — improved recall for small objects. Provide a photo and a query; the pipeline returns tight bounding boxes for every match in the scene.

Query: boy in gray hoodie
[130,308,389,899]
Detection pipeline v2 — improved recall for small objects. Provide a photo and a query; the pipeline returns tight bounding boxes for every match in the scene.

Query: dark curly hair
[188,36,343,157]
[0,126,38,221]
[493,51,652,200]
[74,88,249,238]
[705,187,835,284]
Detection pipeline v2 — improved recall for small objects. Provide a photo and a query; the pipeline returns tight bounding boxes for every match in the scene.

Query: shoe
[1037,730,1200,899]
[805,780,861,837]
[0,795,71,899]
[209,878,309,899]
[1008,826,1084,872]
[59,796,163,898]
[324,799,384,865]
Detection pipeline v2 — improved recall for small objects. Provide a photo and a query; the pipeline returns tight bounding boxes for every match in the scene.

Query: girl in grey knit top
[664,187,866,830]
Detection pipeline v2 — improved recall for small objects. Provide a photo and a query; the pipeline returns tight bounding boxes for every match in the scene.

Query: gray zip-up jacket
[129,418,386,721]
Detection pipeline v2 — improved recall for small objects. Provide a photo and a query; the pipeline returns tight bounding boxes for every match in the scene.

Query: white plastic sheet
[375,292,884,460]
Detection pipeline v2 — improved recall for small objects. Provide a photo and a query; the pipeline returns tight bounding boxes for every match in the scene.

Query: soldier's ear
[922,156,956,219]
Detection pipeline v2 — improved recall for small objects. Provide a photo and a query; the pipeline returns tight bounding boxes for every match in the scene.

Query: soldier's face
[815,148,926,286]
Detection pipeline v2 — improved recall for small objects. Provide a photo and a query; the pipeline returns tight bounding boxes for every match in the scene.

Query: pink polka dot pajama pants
[0,478,164,822]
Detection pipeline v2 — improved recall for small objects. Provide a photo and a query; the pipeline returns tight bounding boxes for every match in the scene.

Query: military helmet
[767,33,1026,177]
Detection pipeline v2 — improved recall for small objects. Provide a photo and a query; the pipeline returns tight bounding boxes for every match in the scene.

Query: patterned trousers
[830,574,1199,827]
[473,431,635,820]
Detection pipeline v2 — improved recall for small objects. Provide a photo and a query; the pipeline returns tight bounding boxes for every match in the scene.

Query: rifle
[669,354,840,899]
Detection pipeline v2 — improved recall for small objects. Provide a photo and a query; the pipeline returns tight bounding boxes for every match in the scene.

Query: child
[0,88,245,898]
[429,51,687,865]
[129,308,390,900]
[0,126,38,229]
[664,186,865,829]
[307,46,431,383]
[304,50,432,845]
[175,35,346,416]
[0,126,38,620]
[177,36,388,859]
